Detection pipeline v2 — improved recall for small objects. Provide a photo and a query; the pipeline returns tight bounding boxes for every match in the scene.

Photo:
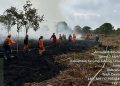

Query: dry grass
[24,36,120,86]
[100,36,120,50]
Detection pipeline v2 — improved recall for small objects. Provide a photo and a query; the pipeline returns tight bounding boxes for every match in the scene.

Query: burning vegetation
[0,1,120,86]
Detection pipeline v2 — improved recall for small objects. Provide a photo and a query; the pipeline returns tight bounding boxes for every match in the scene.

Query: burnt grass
[0,40,97,86]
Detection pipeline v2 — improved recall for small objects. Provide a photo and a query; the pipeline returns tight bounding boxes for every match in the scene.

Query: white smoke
[56,21,73,38]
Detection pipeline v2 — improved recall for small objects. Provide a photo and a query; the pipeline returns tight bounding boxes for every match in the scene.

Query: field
[0,35,120,86]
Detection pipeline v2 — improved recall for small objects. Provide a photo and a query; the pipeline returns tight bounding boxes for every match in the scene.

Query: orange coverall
[38,39,45,52]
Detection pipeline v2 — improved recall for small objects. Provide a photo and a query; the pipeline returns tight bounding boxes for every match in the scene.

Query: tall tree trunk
[25,25,28,36]
[7,31,9,34]
[26,29,27,36]
[7,25,11,34]
[7,29,10,34]
[17,32,19,54]
[17,23,19,54]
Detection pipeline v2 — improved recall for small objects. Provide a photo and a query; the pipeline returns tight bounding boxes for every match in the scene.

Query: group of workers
[3,33,99,60]
[50,33,77,46]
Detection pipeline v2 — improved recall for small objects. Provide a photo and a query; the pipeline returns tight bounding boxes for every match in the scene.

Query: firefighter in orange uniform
[50,33,57,46]
[4,34,16,59]
[38,36,45,55]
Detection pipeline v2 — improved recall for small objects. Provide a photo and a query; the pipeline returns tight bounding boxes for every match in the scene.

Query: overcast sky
[0,0,120,39]
[60,0,120,29]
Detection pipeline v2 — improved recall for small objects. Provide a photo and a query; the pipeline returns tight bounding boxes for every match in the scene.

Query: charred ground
[0,40,97,86]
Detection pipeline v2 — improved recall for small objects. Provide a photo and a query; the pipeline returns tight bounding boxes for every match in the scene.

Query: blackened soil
[2,40,97,86]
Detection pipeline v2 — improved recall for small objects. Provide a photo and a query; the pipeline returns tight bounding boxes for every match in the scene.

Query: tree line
[74,23,120,35]
[0,1,119,37]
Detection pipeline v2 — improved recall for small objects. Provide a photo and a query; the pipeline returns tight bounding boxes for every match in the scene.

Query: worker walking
[58,34,63,48]
[59,34,62,44]
[68,34,73,42]
[50,33,57,47]
[95,35,100,42]
[62,34,66,41]
[38,36,45,55]
[73,33,76,42]
[23,35,29,52]
[3,34,16,60]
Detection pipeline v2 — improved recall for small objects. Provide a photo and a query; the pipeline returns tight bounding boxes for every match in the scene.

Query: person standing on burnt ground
[58,34,63,48]
[59,34,62,44]
[73,33,76,42]
[62,34,67,41]
[38,36,45,55]
[3,34,16,60]
[23,35,29,53]
[67,34,74,51]
[95,35,100,43]
[50,33,57,47]
[85,33,90,40]
[68,34,73,42]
